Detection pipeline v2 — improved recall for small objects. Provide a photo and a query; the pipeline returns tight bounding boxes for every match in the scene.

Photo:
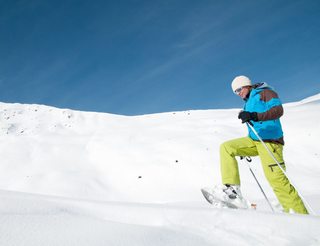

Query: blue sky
[0,0,319,115]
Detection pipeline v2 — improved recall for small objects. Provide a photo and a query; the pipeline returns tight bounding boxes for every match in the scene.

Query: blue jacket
[244,83,284,142]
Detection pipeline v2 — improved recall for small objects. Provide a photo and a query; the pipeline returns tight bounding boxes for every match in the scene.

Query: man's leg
[220,137,259,185]
[256,142,308,214]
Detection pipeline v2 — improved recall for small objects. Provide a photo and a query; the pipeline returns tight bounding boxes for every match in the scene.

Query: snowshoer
[210,75,308,214]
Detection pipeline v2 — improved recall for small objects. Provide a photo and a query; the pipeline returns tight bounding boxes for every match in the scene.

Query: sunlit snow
[0,94,319,245]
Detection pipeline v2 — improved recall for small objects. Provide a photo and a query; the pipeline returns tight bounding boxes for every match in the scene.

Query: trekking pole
[246,122,316,215]
[241,156,274,212]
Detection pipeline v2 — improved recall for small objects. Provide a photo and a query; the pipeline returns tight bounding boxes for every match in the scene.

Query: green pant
[220,137,308,214]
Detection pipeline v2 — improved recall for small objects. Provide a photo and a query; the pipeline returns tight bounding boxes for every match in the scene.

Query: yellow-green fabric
[220,137,308,214]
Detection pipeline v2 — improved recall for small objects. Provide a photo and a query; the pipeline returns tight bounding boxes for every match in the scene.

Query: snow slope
[0,94,320,245]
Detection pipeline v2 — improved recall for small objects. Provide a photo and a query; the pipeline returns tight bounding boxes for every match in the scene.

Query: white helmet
[231,75,252,93]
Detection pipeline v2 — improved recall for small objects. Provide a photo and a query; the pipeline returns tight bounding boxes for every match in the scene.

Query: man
[213,75,308,214]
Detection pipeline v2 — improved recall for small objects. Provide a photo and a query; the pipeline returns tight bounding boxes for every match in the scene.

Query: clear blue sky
[0,0,319,115]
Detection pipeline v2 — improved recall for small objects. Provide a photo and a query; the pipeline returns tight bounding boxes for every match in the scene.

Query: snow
[0,94,320,245]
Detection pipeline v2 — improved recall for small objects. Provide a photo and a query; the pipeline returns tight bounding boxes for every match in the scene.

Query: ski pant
[220,137,308,214]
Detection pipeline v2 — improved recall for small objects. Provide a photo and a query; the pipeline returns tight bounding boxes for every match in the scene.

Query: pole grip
[247,120,254,126]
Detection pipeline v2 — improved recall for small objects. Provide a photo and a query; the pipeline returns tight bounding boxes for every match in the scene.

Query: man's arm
[257,90,283,121]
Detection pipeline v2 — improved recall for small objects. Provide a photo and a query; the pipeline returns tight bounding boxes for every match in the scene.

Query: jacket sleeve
[257,90,284,121]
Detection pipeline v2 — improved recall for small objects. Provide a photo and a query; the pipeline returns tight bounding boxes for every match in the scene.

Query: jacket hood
[253,82,270,90]
[243,82,271,101]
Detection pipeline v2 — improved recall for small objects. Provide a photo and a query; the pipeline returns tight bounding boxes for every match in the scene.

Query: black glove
[238,111,258,123]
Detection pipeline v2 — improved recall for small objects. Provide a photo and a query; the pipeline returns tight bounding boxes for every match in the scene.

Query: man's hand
[238,111,258,123]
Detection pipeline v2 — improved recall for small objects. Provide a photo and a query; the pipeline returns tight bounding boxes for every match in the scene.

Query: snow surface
[0,94,320,245]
